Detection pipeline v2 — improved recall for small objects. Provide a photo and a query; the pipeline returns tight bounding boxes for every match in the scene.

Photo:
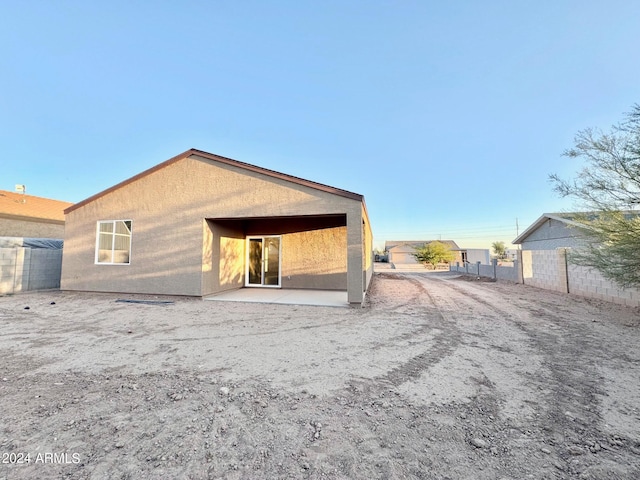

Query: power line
[374,224,520,235]
[375,229,517,237]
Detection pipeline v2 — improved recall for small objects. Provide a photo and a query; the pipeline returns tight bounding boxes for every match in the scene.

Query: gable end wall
[62,155,363,297]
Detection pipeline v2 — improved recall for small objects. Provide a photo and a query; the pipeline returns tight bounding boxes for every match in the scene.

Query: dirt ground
[1,270,639,480]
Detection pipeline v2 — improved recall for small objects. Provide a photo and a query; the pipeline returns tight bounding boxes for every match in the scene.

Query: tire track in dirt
[335,274,559,479]
[370,274,464,388]
[3,278,639,479]
[418,274,640,478]
[434,276,606,425]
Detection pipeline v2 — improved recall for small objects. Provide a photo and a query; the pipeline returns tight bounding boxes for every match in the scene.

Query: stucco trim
[65,148,364,214]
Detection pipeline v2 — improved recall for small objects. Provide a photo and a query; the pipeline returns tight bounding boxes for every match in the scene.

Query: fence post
[558,248,569,293]
[476,261,481,276]
[25,248,33,291]
[492,258,497,280]
[516,250,524,284]
[11,248,18,294]
[465,262,469,274]
[12,248,27,294]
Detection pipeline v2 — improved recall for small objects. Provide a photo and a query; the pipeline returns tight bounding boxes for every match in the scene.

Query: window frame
[95,219,133,265]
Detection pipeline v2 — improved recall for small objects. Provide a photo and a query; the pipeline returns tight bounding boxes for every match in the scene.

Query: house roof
[65,148,365,215]
[0,190,73,224]
[512,212,593,244]
[385,240,460,251]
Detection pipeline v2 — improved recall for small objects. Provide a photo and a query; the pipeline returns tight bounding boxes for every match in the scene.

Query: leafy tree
[413,241,456,269]
[549,104,640,287]
[492,241,507,259]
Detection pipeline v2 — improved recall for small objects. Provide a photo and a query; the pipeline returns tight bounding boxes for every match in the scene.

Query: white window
[96,220,132,265]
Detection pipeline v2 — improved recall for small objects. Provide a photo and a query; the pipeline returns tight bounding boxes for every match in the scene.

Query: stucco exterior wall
[62,154,366,299]
[362,205,373,292]
[281,226,347,290]
[389,248,419,264]
[202,220,245,296]
[465,249,490,265]
[346,203,365,303]
[0,217,65,239]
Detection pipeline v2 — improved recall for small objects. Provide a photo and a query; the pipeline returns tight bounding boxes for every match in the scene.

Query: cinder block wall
[451,248,640,307]
[522,250,567,293]
[28,249,63,290]
[523,249,640,307]
[0,247,62,294]
[1,247,21,294]
[496,264,518,282]
[568,264,640,307]
[449,262,519,282]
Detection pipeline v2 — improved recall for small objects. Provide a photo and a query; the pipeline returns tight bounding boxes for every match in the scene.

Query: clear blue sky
[2,1,640,250]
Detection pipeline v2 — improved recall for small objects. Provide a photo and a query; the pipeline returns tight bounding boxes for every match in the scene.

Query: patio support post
[346,207,364,305]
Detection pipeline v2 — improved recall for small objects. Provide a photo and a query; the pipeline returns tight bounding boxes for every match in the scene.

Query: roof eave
[0,213,65,225]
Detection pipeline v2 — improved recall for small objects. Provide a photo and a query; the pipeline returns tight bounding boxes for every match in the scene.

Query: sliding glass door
[246,236,281,287]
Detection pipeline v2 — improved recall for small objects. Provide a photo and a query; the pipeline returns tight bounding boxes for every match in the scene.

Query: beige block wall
[521,249,567,293]
[567,264,640,307]
[0,247,25,294]
[62,155,365,298]
[519,248,640,307]
[0,217,65,239]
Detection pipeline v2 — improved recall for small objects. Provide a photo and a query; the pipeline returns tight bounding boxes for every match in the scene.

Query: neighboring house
[511,211,640,307]
[512,213,592,250]
[458,248,490,265]
[386,243,421,264]
[61,149,373,305]
[0,190,72,238]
[385,240,462,265]
[0,191,70,295]
[505,249,519,261]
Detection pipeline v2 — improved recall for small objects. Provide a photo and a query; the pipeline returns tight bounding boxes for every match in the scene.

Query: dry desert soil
[1,270,639,479]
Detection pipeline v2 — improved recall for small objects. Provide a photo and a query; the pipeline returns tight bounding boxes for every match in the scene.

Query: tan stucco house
[61,149,373,304]
[0,190,72,238]
[385,240,461,265]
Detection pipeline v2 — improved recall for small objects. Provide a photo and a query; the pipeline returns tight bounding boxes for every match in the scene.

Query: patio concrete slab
[204,288,349,307]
